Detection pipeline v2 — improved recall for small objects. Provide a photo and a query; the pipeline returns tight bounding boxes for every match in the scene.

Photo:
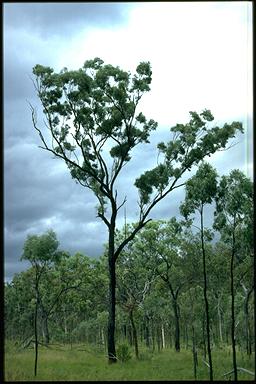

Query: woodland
[4,58,254,381]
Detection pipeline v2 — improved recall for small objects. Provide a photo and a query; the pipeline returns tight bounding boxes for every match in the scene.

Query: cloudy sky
[4,2,252,282]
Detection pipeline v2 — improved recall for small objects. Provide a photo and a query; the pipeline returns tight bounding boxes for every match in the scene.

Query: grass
[4,342,255,381]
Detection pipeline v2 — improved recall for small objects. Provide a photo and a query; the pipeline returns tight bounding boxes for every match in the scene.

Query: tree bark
[242,284,253,355]
[152,326,155,352]
[217,296,223,343]
[107,246,117,363]
[230,226,237,381]
[185,323,189,349]
[202,315,207,359]
[34,275,39,377]
[144,315,150,348]
[107,197,119,363]
[156,325,161,351]
[41,310,50,344]
[161,324,166,349]
[172,299,180,352]
[129,310,139,359]
[128,324,133,346]
[192,324,198,380]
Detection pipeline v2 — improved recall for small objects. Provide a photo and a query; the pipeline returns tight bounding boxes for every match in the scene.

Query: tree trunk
[185,323,189,349]
[192,324,198,380]
[41,310,50,344]
[144,315,150,348]
[242,284,253,355]
[129,310,139,359]
[152,320,155,352]
[200,208,213,381]
[169,329,173,348]
[172,299,180,352]
[161,324,166,349]
[107,206,117,363]
[34,278,39,377]
[230,227,237,381]
[157,326,161,351]
[202,315,207,359]
[107,252,117,363]
[217,296,223,343]
[128,324,133,346]
[123,324,127,340]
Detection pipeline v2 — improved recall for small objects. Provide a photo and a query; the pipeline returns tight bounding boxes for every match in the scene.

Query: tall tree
[31,57,243,362]
[213,169,253,381]
[180,162,218,381]
[21,229,61,376]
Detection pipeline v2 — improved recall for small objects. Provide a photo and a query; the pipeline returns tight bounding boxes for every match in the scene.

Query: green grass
[4,342,255,381]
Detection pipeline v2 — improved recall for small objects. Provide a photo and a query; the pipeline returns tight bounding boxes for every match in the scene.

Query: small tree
[180,162,218,381]
[115,225,156,359]
[213,169,253,381]
[132,218,187,352]
[31,57,243,362]
[21,229,60,376]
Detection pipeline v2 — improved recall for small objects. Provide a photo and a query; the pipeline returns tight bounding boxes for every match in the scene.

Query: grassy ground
[4,342,255,381]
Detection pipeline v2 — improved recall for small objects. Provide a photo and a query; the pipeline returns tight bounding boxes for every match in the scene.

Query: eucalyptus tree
[31,56,243,362]
[21,229,61,376]
[180,162,218,381]
[213,170,253,380]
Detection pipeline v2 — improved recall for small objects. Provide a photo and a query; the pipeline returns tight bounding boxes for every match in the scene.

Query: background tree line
[5,166,254,381]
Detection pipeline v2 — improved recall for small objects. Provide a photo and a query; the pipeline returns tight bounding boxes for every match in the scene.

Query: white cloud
[54,2,252,127]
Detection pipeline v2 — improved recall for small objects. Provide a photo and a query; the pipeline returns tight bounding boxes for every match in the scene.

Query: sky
[4,2,253,282]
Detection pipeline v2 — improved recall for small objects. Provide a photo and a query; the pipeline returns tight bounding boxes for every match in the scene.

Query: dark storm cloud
[4,2,136,281]
[4,2,252,282]
[4,154,107,281]
[4,2,130,37]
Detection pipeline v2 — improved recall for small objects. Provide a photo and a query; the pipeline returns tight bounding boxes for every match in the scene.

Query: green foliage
[135,112,243,206]
[116,343,132,362]
[180,162,218,219]
[32,58,157,192]
[21,229,60,266]
[214,170,253,241]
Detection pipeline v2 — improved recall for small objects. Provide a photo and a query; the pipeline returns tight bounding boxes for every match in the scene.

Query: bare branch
[117,196,127,212]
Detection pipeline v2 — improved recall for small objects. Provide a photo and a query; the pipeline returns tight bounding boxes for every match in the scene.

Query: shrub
[116,343,132,362]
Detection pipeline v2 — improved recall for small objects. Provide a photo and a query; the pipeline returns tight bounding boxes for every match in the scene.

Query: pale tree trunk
[41,310,50,344]
[157,326,161,351]
[161,324,166,349]
[217,297,223,343]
